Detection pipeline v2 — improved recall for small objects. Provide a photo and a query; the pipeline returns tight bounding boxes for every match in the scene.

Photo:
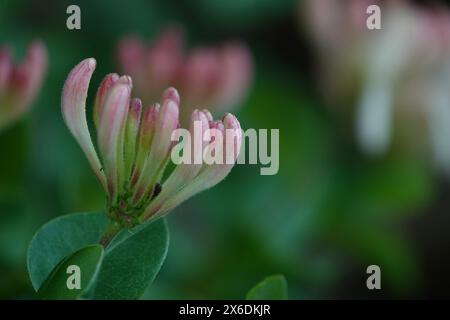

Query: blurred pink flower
[303,0,450,172]
[62,58,242,227]
[0,41,47,132]
[117,27,253,125]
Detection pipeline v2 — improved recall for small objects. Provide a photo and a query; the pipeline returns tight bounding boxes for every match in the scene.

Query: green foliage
[27,212,109,291]
[190,0,296,30]
[27,212,169,300]
[38,245,103,300]
[0,123,28,196]
[90,218,170,299]
[246,275,288,300]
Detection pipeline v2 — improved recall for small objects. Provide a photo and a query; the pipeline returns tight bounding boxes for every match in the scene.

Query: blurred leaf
[191,0,296,30]
[90,218,169,300]
[0,200,36,267]
[350,155,433,217]
[0,123,28,195]
[27,212,108,291]
[246,274,288,300]
[326,220,419,294]
[38,244,104,300]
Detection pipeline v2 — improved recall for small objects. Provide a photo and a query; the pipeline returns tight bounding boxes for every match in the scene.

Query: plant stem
[99,221,122,248]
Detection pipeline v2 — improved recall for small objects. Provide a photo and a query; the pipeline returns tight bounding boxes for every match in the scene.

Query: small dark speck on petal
[151,183,162,200]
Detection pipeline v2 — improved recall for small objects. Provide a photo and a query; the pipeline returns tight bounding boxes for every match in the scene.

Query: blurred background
[1,0,450,299]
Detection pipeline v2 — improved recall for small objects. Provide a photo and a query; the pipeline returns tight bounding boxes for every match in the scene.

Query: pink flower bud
[141,112,242,220]
[97,81,132,202]
[131,87,180,204]
[180,48,222,110]
[162,86,180,106]
[117,26,253,125]
[142,109,210,217]
[62,58,107,190]
[123,98,143,179]
[117,37,146,79]
[94,73,119,127]
[9,41,47,111]
[62,58,241,227]
[0,41,47,131]
[215,44,253,112]
[223,112,242,164]
[202,109,213,122]
[130,103,160,188]
[146,28,183,96]
[118,28,184,105]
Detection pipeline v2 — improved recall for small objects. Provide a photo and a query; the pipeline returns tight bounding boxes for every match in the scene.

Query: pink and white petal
[130,102,159,188]
[132,87,180,204]
[141,109,210,219]
[123,98,143,181]
[62,58,107,190]
[94,73,119,127]
[142,113,241,220]
[97,79,131,201]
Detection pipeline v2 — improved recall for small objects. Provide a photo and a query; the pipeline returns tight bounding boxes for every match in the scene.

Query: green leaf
[38,245,104,300]
[27,212,169,300]
[246,275,288,300]
[27,212,108,291]
[90,218,169,299]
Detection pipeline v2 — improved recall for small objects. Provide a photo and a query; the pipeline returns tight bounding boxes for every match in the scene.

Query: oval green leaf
[38,244,104,300]
[27,212,108,291]
[90,218,169,299]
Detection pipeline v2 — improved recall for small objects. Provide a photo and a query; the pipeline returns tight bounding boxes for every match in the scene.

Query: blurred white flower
[303,0,450,173]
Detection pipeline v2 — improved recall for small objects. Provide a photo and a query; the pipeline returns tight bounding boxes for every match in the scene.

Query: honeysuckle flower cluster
[0,41,47,132]
[117,27,253,124]
[303,0,450,172]
[62,58,242,233]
